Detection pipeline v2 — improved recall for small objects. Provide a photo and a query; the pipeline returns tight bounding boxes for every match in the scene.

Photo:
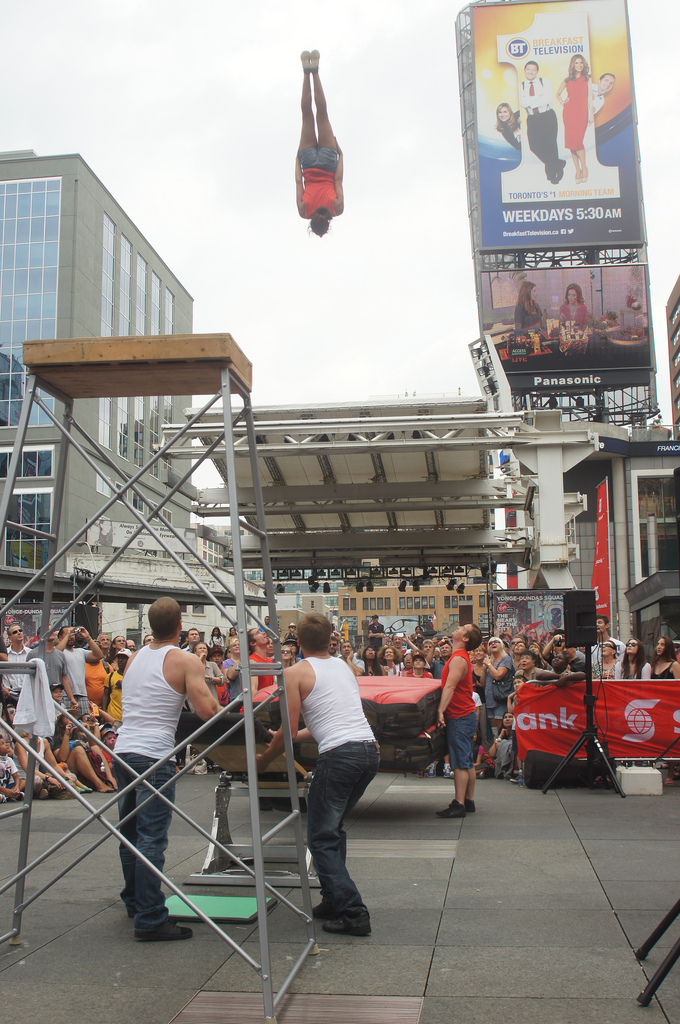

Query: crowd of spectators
[3,610,680,800]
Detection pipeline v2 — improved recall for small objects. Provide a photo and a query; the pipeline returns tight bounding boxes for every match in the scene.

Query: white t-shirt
[62,648,88,697]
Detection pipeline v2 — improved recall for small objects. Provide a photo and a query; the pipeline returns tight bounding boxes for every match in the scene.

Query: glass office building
[0,151,193,571]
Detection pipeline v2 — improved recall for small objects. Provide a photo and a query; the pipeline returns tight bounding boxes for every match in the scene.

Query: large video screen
[472,0,642,249]
[480,264,651,376]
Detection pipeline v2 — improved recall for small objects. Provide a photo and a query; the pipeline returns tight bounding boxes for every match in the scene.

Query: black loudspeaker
[74,604,99,637]
[524,749,590,788]
[562,589,598,646]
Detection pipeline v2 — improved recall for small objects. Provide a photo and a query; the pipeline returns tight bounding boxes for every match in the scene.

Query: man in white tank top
[114,597,219,942]
[257,612,378,936]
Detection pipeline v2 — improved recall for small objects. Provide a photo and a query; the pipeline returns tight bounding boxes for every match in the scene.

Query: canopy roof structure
[163,395,590,573]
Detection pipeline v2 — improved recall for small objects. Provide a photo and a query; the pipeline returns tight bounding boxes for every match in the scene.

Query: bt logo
[506,38,530,59]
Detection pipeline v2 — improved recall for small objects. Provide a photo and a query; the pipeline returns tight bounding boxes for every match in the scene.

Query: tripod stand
[541,645,625,796]
[635,899,680,1005]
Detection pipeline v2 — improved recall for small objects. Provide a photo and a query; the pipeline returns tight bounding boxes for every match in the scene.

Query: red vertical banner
[591,478,611,618]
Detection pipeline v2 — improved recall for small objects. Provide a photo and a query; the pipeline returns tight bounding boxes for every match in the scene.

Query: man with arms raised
[256,612,378,936]
[113,597,219,941]
[435,622,483,819]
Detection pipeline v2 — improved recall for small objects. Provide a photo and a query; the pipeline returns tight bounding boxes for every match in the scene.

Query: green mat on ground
[165,894,275,922]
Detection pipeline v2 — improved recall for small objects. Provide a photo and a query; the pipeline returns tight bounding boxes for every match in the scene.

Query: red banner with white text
[515,680,680,760]
[591,478,611,618]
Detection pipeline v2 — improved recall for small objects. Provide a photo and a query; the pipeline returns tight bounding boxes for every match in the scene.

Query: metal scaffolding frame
[0,338,318,1024]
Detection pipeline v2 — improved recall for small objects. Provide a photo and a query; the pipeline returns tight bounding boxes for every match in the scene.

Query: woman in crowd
[650,637,680,680]
[361,645,383,677]
[483,637,515,735]
[222,637,242,704]
[615,638,651,680]
[378,644,400,676]
[495,103,521,150]
[528,640,548,669]
[557,54,594,183]
[281,644,297,669]
[210,626,224,647]
[594,640,619,680]
[400,651,413,676]
[511,635,528,672]
[52,716,116,793]
[514,281,544,335]
[14,731,70,798]
[193,642,223,703]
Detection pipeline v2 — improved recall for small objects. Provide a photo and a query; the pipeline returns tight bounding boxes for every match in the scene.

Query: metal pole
[220,369,276,1021]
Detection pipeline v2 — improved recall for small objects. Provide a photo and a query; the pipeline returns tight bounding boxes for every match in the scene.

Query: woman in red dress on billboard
[557,55,594,183]
[295,50,344,237]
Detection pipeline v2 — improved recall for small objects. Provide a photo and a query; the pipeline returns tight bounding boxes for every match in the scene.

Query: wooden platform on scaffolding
[23,332,252,398]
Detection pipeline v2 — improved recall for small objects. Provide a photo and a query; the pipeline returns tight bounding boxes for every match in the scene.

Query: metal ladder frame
[0,365,318,1023]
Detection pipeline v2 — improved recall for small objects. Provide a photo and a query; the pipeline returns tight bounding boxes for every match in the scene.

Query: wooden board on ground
[23,333,252,399]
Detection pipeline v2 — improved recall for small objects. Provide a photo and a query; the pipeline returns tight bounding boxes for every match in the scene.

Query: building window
[164,287,174,334]
[117,398,129,460]
[150,272,162,335]
[406,597,413,609]
[5,490,51,568]
[444,596,451,608]
[399,597,405,609]
[479,593,486,608]
[384,598,391,610]
[133,397,145,466]
[101,214,115,336]
[342,597,349,611]
[149,395,160,478]
[377,598,383,610]
[135,254,147,335]
[0,178,60,427]
[119,236,132,335]
[96,474,112,496]
[429,596,436,609]
[362,598,369,611]
[0,448,53,478]
[126,602,139,611]
[132,493,144,511]
[350,597,356,611]
[637,474,678,577]
[98,397,112,449]
[369,598,376,610]
[414,597,420,609]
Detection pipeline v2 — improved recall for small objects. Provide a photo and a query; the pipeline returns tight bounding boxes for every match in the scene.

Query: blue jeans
[298,145,339,172]
[446,711,477,771]
[306,740,379,919]
[113,752,176,932]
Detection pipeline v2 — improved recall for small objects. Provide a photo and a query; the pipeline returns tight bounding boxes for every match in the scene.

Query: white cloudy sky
[3,0,678,418]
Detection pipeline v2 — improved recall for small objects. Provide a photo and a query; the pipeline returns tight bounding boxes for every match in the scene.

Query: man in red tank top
[435,622,483,819]
[295,50,344,237]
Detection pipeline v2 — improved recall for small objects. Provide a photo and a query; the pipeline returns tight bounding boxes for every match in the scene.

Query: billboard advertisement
[493,589,565,647]
[480,264,651,385]
[472,0,642,249]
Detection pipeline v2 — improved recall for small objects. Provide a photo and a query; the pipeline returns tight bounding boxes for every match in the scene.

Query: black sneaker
[312,901,336,920]
[134,920,193,941]
[435,800,466,818]
[464,799,476,813]
[322,912,371,936]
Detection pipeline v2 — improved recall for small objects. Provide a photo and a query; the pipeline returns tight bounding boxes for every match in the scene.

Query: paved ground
[2,770,679,1023]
